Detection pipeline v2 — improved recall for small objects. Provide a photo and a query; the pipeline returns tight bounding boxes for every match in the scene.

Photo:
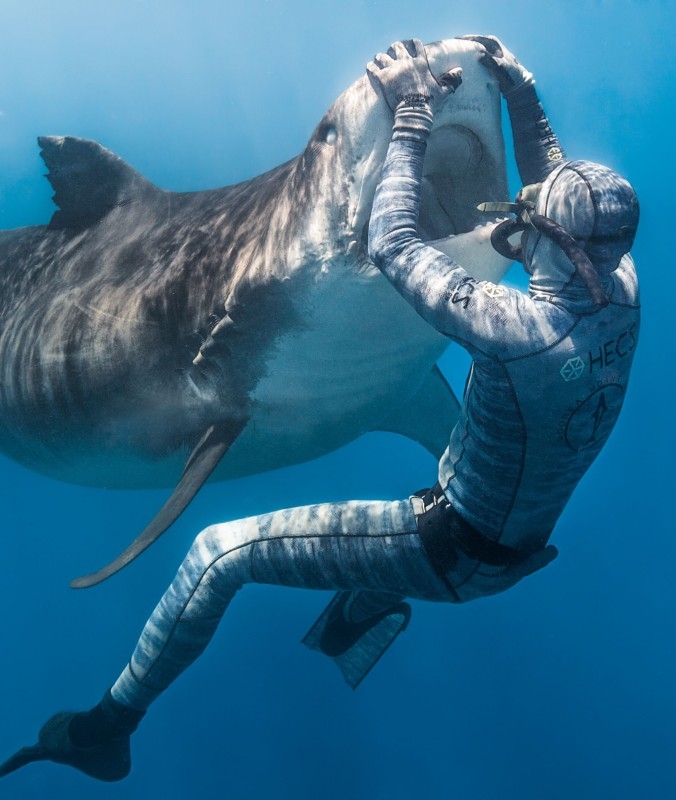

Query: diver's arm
[462,35,566,184]
[368,108,472,334]
[369,100,537,354]
[507,82,565,184]
[366,42,473,334]
[367,42,534,352]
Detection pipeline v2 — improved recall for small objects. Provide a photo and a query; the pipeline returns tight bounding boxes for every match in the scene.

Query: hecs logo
[560,357,585,382]
[560,323,638,382]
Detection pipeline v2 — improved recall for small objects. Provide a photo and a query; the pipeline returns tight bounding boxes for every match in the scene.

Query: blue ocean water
[0,1,672,797]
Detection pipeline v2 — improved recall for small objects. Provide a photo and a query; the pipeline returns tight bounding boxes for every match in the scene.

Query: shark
[0,37,511,586]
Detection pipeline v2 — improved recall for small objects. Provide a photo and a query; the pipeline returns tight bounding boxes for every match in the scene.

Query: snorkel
[479,184,610,308]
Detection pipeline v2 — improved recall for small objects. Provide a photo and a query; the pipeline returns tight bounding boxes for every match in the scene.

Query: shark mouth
[419,122,506,242]
[353,118,507,278]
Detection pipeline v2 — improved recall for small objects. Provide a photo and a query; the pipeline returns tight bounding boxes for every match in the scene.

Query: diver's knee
[185,523,233,570]
[191,523,221,552]
[189,517,262,566]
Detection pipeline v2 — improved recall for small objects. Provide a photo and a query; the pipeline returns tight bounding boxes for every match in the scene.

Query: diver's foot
[0,711,132,783]
[303,591,412,689]
[319,592,411,657]
[40,711,132,781]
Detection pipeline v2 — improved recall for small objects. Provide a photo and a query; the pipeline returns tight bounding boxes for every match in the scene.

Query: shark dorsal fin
[39,136,159,230]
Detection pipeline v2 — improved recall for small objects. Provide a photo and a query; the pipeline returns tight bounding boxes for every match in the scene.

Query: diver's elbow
[367,228,385,266]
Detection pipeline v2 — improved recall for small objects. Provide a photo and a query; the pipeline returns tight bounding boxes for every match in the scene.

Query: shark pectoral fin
[373,365,459,460]
[70,419,246,589]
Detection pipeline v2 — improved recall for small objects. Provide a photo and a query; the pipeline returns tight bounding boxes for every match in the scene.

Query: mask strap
[478,200,609,308]
[529,214,609,308]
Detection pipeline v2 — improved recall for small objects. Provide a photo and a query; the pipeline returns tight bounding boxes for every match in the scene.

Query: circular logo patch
[565,384,624,451]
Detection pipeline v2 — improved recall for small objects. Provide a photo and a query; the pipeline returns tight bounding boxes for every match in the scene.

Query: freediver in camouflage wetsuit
[0,35,639,782]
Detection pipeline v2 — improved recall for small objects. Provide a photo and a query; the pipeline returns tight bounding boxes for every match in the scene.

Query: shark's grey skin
[0,39,510,583]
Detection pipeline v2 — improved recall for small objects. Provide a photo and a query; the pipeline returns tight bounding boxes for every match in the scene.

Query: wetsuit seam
[442,387,473,496]
[503,316,582,364]
[447,362,528,544]
[437,328,494,362]
[127,660,144,688]
[452,364,528,592]
[495,366,528,543]
[608,299,641,309]
[441,302,582,365]
[140,528,422,687]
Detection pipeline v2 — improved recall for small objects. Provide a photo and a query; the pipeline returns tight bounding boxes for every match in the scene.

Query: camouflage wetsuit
[0,39,642,787]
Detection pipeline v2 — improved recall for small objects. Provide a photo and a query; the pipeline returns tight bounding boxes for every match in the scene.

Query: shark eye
[322,125,337,145]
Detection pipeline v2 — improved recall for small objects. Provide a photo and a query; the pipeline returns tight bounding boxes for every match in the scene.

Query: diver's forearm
[368,105,433,280]
[506,83,566,184]
[368,107,475,337]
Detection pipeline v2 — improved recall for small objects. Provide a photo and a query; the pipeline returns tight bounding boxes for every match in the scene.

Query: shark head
[284,37,508,271]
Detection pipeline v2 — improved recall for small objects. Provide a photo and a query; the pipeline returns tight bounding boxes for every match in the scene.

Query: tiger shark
[0,38,511,586]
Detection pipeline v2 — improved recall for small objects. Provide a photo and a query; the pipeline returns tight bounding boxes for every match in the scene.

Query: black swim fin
[303,591,412,689]
[71,419,246,588]
[0,691,144,783]
[0,712,130,782]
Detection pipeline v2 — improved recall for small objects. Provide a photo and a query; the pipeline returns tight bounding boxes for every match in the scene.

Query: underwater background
[0,1,672,797]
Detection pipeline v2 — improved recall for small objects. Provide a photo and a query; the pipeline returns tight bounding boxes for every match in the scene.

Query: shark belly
[217,265,448,478]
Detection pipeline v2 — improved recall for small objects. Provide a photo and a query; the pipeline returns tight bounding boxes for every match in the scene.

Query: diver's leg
[0,498,453,782]
[112,498,454,709]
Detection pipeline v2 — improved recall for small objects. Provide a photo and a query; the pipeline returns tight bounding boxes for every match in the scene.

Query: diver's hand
[459,34,534,98]
[367,38,462,112]
[454,543,559,603]
[500,543,558,588]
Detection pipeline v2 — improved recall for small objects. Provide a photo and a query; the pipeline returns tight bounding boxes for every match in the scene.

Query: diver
[0,35,640,782]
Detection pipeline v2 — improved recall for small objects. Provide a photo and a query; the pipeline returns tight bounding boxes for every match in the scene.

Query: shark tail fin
[39,135,161,231]
[70,420,246,589]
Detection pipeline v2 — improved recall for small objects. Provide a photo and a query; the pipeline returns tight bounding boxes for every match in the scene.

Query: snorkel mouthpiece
[477,183,541,221]
[478,183,609,308]
[479,183,541,265]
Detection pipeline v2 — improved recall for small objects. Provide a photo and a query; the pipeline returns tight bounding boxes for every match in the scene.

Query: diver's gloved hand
[367,38,462,112]
[454,543,559,603]
[459,35,534,98]
[498,543,558,590]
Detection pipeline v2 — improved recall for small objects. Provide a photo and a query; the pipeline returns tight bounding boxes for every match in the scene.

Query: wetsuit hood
[525,160,639,300]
